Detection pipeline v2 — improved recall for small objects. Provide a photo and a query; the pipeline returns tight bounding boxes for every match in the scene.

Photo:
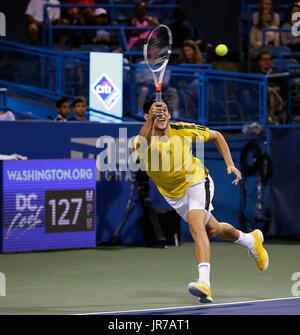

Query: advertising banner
[1,159,96,252]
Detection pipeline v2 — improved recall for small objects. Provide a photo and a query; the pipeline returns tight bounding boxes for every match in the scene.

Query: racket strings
[146,27,170,71]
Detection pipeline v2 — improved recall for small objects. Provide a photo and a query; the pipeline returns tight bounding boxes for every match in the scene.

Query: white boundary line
[73,296,300,315]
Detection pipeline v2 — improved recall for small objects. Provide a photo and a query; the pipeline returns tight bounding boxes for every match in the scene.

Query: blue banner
[1,159,96,252]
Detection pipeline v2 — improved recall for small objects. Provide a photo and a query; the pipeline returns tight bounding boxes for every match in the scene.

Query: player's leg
[206,214,247,243]
[206,214,269,271]
[188,209,210,265]
[186,176,215,303]
[163,182,213,302]
[187,209,212,303]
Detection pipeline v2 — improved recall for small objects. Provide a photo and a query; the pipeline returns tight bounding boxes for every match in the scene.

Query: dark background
[178,0,241,51]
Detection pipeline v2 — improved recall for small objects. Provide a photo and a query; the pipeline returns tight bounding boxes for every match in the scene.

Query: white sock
[198,263,210,287]
[234,230,255,249]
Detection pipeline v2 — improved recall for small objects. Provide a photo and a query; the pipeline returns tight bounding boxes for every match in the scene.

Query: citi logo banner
[0,12,6,37]
[93,74,120,110]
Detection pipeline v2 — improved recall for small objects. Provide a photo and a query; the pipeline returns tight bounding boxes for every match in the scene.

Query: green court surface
[0,241,299,315]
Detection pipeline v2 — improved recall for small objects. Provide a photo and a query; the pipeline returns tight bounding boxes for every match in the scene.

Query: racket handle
[156,91,162,102]
[156,83,162,102]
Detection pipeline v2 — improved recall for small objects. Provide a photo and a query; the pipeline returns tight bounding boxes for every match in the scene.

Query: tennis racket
[143,24,172,102]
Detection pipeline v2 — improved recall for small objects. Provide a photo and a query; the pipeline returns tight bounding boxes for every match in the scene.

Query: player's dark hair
[143,93,170,114]
[56,97,70,109]
[72,96,87,107]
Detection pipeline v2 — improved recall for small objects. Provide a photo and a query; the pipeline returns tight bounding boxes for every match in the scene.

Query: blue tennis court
[92,297,300,315]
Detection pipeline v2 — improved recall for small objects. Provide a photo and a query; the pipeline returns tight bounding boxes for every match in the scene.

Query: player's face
[153,102,170,131]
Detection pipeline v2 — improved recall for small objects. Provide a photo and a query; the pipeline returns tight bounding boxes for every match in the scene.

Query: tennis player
[134,94,269,303]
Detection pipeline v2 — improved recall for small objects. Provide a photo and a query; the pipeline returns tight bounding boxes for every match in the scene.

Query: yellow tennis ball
[215,44,228,57]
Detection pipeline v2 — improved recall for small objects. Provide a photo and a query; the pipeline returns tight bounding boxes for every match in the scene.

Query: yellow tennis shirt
[134,122,210,199]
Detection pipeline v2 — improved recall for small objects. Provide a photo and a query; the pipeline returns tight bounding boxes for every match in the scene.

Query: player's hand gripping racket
[143,24,172,102]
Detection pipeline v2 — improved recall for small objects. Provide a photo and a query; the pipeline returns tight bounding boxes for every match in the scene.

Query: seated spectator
[64,0,96,47]
[178,39,204,64]
[169,7,192,49]
[256,50,288,124]
[128,1,159,50]
[25,0,67,46]
[69,96,88,121]
[169,7,213,63]
[65,0,95,22]
[168,40,203,119]
[54,97,71,121]
[91,8,116,47]
[252,0,280,27]
[0,109,15,121]
[250,9,280,60]
[281,3,300,52]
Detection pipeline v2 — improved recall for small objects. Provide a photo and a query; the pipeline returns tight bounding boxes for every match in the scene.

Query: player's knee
[206,225,217,237]
[188,218,206,235]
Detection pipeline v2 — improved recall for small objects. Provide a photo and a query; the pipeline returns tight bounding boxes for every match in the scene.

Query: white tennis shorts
[163,174,214,224]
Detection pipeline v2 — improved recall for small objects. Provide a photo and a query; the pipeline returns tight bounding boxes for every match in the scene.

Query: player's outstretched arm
[208,129,242,185]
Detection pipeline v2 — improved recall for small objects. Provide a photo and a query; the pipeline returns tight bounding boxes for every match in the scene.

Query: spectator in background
[69,96,88,121]
[281,3,300,52]
[256,50,288,123]
[169,7,213,63]
[65,0,95,23]
[26,0,63,46]
[168,40,204,119]
[0,109,15,121]
[63,0,96,47]
[128,1,159,50]
[252,0,280,26]
[54,97,71,121]
[178,39,204,64]
[92,8,114,46]
[169,7,192,49]
[250,9,280,60]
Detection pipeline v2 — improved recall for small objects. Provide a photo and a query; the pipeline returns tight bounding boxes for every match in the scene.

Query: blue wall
[270,127,300,237]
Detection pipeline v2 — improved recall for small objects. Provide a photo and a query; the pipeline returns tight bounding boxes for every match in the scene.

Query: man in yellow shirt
[135,94,269,303]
